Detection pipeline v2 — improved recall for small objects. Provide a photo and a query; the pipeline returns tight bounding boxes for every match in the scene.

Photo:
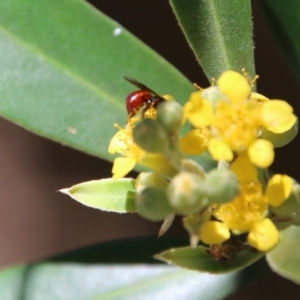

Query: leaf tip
[153,252,168,264]
[58,188,70,195]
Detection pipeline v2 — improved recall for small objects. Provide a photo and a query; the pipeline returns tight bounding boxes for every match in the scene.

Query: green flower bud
[205,169,240,204]
[133,119,169,153]
[261,118,298,148]
[136,187,173,221]
[135,172,168,194]
[180,159,206,178]
[270,182,300,216]
[156,101,183,134]
[167,172,207,215]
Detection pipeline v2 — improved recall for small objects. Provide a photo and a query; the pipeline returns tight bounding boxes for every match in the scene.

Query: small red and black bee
[124,76,165,118]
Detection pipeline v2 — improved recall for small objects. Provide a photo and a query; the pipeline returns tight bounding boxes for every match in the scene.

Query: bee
[124,76,165,117]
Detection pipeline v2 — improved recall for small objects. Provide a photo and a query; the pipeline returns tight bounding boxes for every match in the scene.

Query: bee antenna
[124,75,133,81]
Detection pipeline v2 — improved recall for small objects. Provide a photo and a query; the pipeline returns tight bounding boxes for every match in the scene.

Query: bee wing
[124,76,164,99]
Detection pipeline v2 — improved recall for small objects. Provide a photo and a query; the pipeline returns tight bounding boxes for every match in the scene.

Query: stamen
[241,68,248,77]
[251,75,259,86]
[193,83,203,91]
[241,69,260,88]
[114,123,123,130]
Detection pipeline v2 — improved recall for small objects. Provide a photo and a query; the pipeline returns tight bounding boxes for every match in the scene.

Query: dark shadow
[47,236,189,264]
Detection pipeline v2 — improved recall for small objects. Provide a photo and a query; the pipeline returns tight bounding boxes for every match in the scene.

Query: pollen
[214,181,268,234]
[108,123,144,160]
[212,100,262,152]
[108,122,145,178]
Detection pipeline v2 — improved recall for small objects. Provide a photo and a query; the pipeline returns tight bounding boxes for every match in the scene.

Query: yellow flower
[108,120,177,179]
[182,70,296,169]
[212,156,291,251]
[213,180,268,234]
[265,174,293,207]
[183,91,214,128]
[217,70,251,104]
[250,92,269,102]
[208,138,233,161]
[230,152,257,183]
[262,100,297,134]
[247,218,279,251]
[179,129,209,155]
[108,122,145,178]
[184,71,261,161]
[248,139,274,168]
[199,221,230,245]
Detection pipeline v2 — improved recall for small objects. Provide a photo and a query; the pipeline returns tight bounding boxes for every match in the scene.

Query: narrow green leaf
[60,178,136,213]
[169,0,255,79]
[258,0,300,82]
[0,237,270,300]
[0,0,193,161]
[267,226,300,284]
[155,245,264,274]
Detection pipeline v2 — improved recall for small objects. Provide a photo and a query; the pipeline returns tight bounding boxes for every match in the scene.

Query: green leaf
[0,237,270,300]
[60,178,136,213]
[0,0,193,161]
[155,245,264,273]
[169,0,255,79]
[267,226,300,284]
[258,0,300,82]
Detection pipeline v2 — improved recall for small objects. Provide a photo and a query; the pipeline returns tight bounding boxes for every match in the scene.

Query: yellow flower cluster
[182,71,296,168]
[108,70,298,254]
[108,122,144,178]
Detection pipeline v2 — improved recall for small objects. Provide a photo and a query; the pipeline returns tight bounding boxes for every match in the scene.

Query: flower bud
[167,172,207,215]
[156,101,183,134]
[261,119,298,148]
[133,119,169,153]
[180,159,206,178]
[205,169,240,204]
[136,187,173,221]
[135,172,168,194]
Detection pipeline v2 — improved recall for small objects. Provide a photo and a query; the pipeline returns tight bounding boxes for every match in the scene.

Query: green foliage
[60,178,136,213]
[258,0,300,82]
[156,245,264,273]
[0,0,193,161]
[267,226,300,284]
[0,237,270,300]
[169,0,255,79]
